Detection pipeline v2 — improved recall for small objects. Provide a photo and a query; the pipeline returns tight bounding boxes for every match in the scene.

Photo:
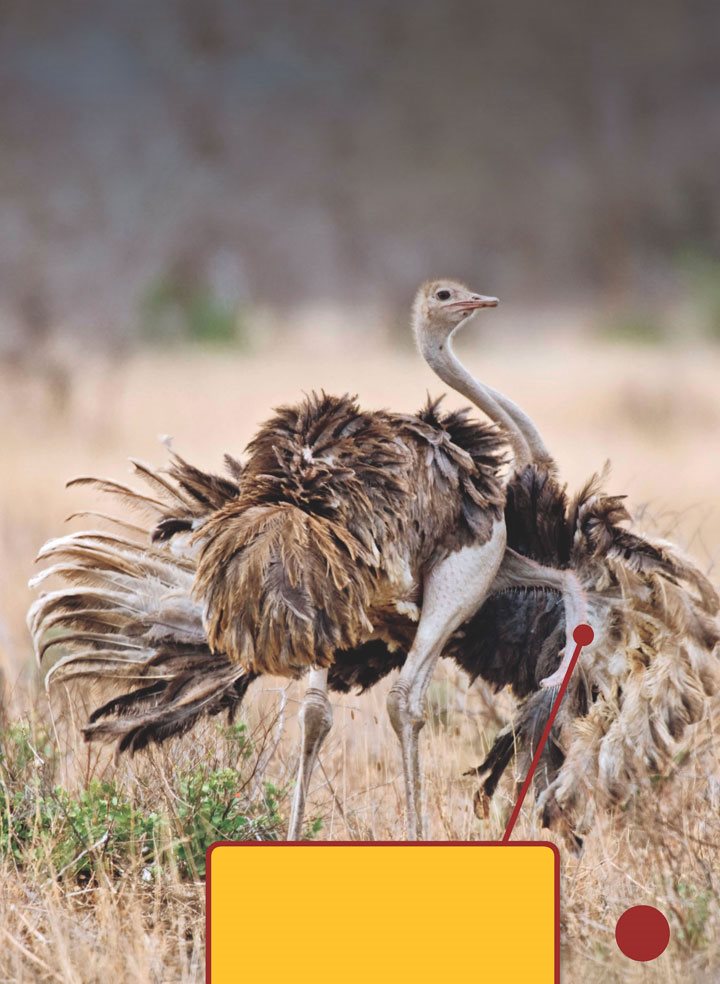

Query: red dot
[615,906,670,962]
[573,623,594,646]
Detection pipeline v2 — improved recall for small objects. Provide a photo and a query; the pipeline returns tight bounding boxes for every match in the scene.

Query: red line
[502,633,589,843]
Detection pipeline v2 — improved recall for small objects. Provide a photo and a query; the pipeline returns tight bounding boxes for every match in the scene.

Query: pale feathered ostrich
[31,281,584,840]
[444,336,720,843]
[459,465,719,847]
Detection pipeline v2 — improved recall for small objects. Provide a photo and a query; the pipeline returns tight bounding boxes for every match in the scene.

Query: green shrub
[595,309,667,345]
[139,276,249,347]
[676,250,720,342]
[173,770,281,878]
[0,720,298,882]
[676,880,713,948]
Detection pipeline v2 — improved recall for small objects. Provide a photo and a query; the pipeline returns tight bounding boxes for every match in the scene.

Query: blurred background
[1,0,720,689]
[2,0,720,350]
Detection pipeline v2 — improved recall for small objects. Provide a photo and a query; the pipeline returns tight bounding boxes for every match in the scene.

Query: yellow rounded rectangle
[207,841,558,983]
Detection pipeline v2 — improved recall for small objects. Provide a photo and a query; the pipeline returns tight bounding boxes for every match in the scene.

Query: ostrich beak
[450,294,499,312]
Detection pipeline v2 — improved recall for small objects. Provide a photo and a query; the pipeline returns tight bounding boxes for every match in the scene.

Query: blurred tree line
[0,0,719,354]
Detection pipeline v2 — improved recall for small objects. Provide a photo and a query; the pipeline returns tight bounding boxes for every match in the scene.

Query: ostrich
[408,299,718,838]
[31,281,584,840]
[29,282,719,843]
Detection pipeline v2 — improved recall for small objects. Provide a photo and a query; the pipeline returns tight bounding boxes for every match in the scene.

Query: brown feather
[194,392,505,676]
[31,395,506,749]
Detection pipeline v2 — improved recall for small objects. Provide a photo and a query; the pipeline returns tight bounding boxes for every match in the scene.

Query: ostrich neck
[419,333,532,471]
[483,381,553,468]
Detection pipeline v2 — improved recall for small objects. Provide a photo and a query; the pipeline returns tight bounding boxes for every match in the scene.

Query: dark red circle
[615,906,670,962]
[573,623,595,646]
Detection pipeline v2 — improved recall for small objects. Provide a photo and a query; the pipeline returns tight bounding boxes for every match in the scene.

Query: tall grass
[1,338,718,982]
[1,678,718,982]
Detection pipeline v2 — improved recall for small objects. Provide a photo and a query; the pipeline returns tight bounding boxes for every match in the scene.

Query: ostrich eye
[435,289,451,301]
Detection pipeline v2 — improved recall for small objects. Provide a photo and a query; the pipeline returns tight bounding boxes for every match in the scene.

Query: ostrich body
[192,382,509,839]
[33,281,579,840]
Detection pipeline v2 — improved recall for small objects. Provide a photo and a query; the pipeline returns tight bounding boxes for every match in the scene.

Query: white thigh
[413,520,507,655]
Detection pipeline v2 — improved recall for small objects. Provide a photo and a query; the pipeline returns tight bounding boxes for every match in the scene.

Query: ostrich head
[411,278,540,472]
[412,279,498,349]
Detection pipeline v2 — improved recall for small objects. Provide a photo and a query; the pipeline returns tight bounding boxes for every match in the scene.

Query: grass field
[1,325,719,982]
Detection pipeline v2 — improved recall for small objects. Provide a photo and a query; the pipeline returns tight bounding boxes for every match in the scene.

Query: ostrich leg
[287,668,332,840]
[388,522,507,839]
[493,549,589,688]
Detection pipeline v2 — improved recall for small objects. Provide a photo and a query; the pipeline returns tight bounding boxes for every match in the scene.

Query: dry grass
[1,328,719,982]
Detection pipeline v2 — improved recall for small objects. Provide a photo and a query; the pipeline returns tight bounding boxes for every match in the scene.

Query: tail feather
[64,512,150,538]
[66,477,168,515]
[128,458,198,509]
[84,666,256,755]
[169,451,241,504]
[30,450,252,753]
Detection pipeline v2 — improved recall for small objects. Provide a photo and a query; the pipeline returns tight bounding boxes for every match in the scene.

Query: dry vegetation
[1,329,719,983]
